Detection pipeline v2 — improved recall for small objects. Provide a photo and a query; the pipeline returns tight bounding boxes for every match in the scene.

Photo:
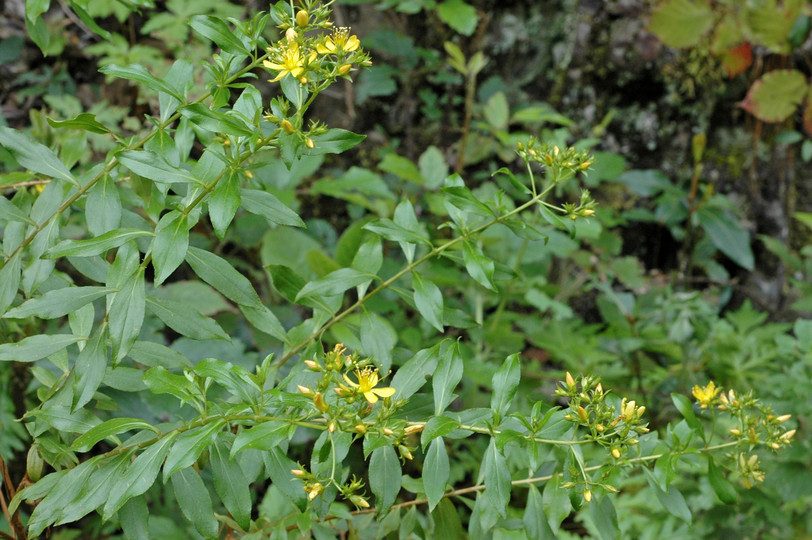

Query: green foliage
[0,0,810,539]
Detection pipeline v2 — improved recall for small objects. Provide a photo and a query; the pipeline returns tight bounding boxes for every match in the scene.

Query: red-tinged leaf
[719,42,752,78]
[739,70,808,123]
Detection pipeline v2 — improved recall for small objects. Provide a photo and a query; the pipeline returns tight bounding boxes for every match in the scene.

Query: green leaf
[86,173,122,236]
[240,304,289,343]
[143,366,200,402]
[363,218,430,246]
[108,268,145,364]
[71,323,109,411]
[179,104,257,137]
[171,467,219,539]
[707,456,738,504]
[163,421,226,481]
[432,341,463,415]
[100,64,184,101]
[644,468,691,522]
[379,153,424,184]
[45,228,153,259]
[0,126,78,186]
[442,185,494,218]
[369,446,401,513]
[360,311,396,373]
[264,447,307,511]
[390,342,442,401]
[295,267,375,301]
[462,240,496,291]
[524,485,554,539]
[419,146,448,189]
[129,340,191,369]
[740,69,808,123]
[437,0,478,36]
[0,254,22,315]
[47,113,111,134]
[4,286,114,320]
[0,195,36,225]
[423,437,449,511]
[119,495,150,540]
[483,91,509,130]
[103,432,179,520]
[240,188,305,228]
[119,150,202,186]
[697,206,754,270]
[0,334,84,362]
[146,296,229,341]
[648,0,714,48]
[481,439,510,518]
[543,474,571,534]
[490,353,520,421]
[420,416,460,448]
[208,171,241,239]
[305,129,365,155]
[189,14,249,55]
[185,247,262,307]
[231,420,289,457]
[211,438,251,530]
[590,495,620,540]
[432,498,465,538]
[412,272,444,332]
[151,211,190,286]
[71,417,159,452]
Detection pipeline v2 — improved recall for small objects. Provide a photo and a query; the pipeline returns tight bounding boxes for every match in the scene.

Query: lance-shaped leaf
[211,438,251,530]
[423,437,450,511]
[146,296,229,341]
[481,439,510,518]
[119,150,202,186]
[240,188,305,228]
[412,271,444,332]
[71,323,109,411]
[151,211,190,286]
[295,268,376,301]
[4,286,114,320]
[490,353,520,422]
[109,268,145,364]
[103,432,179,519]
[45,228,153,259]
[432,341,462,415]
[0,126,78,185]
[171,467,219,539]
[369,445,401,513]
[189,15,250,55]
[71,417,158,452]
[0,334,84,362]
[100,64,184,101]
[47,113,111,134]
[185,246,262,307]
[163,420,226,481]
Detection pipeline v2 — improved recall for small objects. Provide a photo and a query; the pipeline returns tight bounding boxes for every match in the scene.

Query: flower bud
[306,138,315,149]
[611,448,620,459]
[404,424,425,436]
[285,28,298,42]
[399,445,413,460]
[583,489,592,502]
[304,360,320,371]
[596,424,604,432]
[566,372,576,389]
[299,76,308,85]
[281,119,295,134]
[328,421,337,433]
[338,64,352,76]
[296,9,309,27]
[349,494,370,508]
[307,482,323,500]
[313,392,328,412]
[577,406,589,423]
[780,429,796,441]
[291,469,306,477]
[297,385,312,395]
[776,414,792,423]
[354,424,367,434]
[729,428,741,436]
[383,428,394,436]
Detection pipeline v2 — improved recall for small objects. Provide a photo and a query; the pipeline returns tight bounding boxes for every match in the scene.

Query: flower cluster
[556,373,650,501]
[517,138,594,180]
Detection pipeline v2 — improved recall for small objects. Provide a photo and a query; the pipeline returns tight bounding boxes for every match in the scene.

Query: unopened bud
[313,392,328,412]
[583,489,592,502]
[581,209,595,217]
[636,406,645,417]
[577,406,589,423]
[299,76,308,84]
[580,160,593,170]
[404,424,425,435]
[399,445,413,460]
[729,428,741,436]
[354,424,367,434]
[770,442,781,450]
[329,421,337,433]
[304,360,320,371]
[749,427,757,444]
[306,138,315,149]
[611,448,620,459]
[776,414,791,423]
[27,445,44,482]
[307,482,323,500]
[295,10,309,27]
[281,119,295,134]
[285,28,298,41]
[297,385,312,395]
[291,469,306,477]
[596,424,604,432]
[383,428,395,436]
[349,494,370,508]
[566,372,575,389]
[338,64,352,76]
[781,429,796,441]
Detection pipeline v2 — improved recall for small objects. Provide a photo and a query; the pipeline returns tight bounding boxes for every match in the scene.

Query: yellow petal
[345,35,360,51]
[364,391,379,404]
[372,387,395,399]
[343,373,359,388]
[263,60,285,70]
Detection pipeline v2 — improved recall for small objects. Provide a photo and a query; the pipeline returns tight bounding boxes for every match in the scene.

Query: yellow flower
[342,367,395,404]
[264,42,306,82]
[692,381,720,409]
[317,27,360,55]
